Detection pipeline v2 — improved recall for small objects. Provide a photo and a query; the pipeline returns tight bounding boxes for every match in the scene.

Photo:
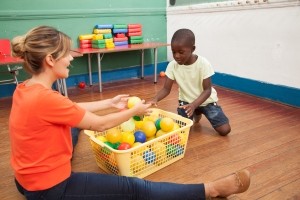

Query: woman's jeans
[15,172,205,200]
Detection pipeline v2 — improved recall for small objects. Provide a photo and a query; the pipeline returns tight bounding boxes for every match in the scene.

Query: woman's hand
[132,100,152,116]
[111,94,129,109]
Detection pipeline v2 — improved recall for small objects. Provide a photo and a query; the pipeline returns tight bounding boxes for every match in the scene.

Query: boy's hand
[178,103,196,118]
[147,100,158,107]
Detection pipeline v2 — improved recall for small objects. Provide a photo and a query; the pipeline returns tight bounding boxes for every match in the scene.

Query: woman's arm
[77,94,129,112]
[76,100,151,132]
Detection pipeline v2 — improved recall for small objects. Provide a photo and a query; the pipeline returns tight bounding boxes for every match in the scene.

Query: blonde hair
[11,26,71,75]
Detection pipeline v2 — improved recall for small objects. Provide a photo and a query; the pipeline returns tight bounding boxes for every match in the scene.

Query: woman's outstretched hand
[111,94,129,109]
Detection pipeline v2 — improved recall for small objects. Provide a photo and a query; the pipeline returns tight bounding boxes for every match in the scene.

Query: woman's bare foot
[204,169,251,198]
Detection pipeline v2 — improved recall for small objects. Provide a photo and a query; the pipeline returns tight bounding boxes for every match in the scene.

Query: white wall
[167,1,300,89]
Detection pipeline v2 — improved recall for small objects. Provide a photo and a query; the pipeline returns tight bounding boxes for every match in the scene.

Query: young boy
[151,28,231,136]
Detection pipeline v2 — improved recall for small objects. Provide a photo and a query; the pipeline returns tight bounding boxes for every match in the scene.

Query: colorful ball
[121,132,135,145]
[160,117,174,132]
[127,96,142,109]
[120,118,135,132]
[134,131,147,143]
[106,128,122,143]
[169,133,180,144]
[155,118,162,130]
[96,135,107,143]
[155,129,167,138]
[117,142,131,150]
[141,121,157,138]
[143,150,156,164]
[159,71,166,77]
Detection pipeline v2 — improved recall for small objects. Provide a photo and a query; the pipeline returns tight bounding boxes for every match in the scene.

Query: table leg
[97,53,102,92]
[141,49,144,79]
[154,47,158,83]
[88,54,92,86]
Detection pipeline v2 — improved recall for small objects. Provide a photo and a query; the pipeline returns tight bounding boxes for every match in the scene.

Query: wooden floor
[1,76,299,200]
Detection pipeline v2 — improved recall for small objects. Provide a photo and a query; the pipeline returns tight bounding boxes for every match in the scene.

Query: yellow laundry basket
[84,108,193,178]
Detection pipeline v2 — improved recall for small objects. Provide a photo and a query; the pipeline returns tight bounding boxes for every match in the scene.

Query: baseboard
[0,62,168,99]
[212,72,300,108]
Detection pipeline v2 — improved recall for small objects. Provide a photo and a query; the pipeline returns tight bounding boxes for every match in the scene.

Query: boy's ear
[192,45,196,52]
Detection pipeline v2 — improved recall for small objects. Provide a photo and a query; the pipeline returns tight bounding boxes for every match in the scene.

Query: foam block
[79,39,92,44]
[92,34,103,40]
[92,39,105,44]
[113,24,127,29]
[80,43,92,48]
[95,24,113,29]
[128,28,142,33]
[113,29,128,34]
[114,41,129,46]
[103,33,113,39]
[129,36,143,40]
[127,32,142,36]
[128,24,142,29]
[79,34,94,40]
[129,39,144,44]
[92,43,106,49]
[113,37,128,42]
[94,29,112,34]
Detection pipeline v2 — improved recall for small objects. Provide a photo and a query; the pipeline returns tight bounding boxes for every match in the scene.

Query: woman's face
[52,53,73,79]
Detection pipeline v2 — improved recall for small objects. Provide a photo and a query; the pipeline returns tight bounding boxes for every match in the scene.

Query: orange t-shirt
[9,81,85,191]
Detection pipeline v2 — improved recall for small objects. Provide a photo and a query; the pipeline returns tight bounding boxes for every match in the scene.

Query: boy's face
[171,41,195,65]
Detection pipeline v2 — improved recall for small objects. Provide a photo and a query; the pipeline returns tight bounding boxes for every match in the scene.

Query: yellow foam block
[94,29,112,34]
[93,34,104,40]
[79,34,95,40]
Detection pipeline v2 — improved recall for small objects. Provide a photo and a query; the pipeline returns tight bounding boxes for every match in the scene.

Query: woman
[9,26,250,200]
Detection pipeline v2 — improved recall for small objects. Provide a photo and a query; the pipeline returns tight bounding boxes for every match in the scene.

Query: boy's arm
[191,77,212,107]
[180,77,212,117]
[151,77,174,105]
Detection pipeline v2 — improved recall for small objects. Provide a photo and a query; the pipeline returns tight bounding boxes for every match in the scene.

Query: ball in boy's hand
[127,96,142,109]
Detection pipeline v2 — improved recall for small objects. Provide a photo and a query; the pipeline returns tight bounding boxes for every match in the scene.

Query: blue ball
[134,131,147,143]
[143,150,156,164]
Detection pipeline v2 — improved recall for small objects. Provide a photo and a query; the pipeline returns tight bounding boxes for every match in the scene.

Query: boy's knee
[215,124,231,136]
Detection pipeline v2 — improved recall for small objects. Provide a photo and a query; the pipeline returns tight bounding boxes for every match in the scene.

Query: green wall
[0,0,167,81]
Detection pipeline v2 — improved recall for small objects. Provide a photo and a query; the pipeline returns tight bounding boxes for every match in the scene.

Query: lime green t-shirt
[165,56,218,106]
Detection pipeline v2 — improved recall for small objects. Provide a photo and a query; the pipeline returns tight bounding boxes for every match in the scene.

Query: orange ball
[159,71,166,77]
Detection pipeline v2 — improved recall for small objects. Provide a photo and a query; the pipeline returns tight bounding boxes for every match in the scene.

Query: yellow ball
[134,120,144,130]
[127,96,142,109]
[106,128,122,143]
[156,130,167,138]
[96,135,107,142]
[160,117,175,132]
[172,123,180,131]
[120,118,135,132]
[141,121,157,138]
[121,132,135,146]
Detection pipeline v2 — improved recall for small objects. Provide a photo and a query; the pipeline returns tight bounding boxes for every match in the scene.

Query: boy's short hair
[171,29,195,46]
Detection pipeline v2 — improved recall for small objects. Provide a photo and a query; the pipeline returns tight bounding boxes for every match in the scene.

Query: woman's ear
[45,54,54,67]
